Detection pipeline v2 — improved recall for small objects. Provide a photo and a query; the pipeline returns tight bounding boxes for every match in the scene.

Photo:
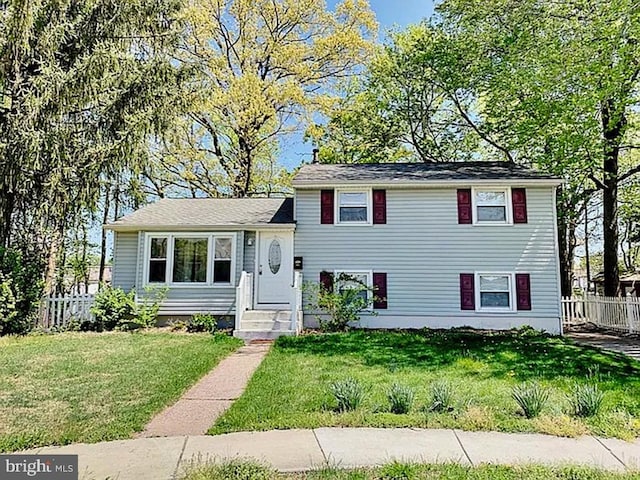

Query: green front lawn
[182,459,640,480]
[0,331,242,452]
[211,329,640,439]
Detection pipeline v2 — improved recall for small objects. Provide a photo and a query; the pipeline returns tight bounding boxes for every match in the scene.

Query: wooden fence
[561,295,640,334]
[40,293,95,328]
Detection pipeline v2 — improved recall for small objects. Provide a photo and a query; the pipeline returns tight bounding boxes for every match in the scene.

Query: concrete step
[233,329,296,341]
[240,320,292,331]
[242,310,291,322]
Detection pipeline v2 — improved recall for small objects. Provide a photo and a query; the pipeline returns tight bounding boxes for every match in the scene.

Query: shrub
[188,313,218,333]
[387,383,415,414]
[134,286,168,329]
[512,382,549,418]
[0,246,44,335]
[304,273,377,332]
[427,380,456,413]
[90,286,137,331]
[569,384,605,417]
[330,377,365,412]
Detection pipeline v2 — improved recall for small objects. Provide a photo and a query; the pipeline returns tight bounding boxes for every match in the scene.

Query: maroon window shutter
[373,272,388,309]
[457,189,472,224]
[460,273,475,310]
[373,190,387,224]
[516,273,532,310]
[512,188,528,224]
[319,271,334,292]
[320,189,334,224]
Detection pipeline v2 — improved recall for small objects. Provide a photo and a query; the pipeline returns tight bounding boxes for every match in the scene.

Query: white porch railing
[562,295,640,334]
[290,271,304,333]
[41,293,95,328]
[235,271,253,331]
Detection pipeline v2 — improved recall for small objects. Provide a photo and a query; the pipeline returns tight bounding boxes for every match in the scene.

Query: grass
[210,329,640,440]
[0,331,242,452]
[181,459,640,480]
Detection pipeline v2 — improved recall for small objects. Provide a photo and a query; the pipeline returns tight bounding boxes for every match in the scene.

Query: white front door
[257,231,293,305]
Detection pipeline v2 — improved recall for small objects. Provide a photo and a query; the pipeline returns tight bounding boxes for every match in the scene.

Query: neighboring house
[106,161,564,338]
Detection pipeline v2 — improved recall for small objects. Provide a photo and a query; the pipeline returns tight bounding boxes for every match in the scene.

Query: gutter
[104,223,297,232]
[292,179,564,189]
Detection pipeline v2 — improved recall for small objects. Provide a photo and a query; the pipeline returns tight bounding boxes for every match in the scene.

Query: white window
[172,237,208,283]
[213,237,233,284]
[473,188,511,224]
[337,190,371,224]
[476,273,514,311]
[145,233,235,287]
[334,270,372,303]
[148,237,168,283]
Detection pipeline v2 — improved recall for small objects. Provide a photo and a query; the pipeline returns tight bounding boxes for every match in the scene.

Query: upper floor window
[473,188,511,224]
[337,190,370,224]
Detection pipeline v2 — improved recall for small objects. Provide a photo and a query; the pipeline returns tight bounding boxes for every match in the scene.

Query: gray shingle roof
[106,198,294,230]
[292,161,561,186]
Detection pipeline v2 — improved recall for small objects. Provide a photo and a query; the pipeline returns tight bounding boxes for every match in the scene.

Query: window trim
[333,270,373,301]
[471,187,512,226]
[335,189,372,226]
[475,272,516,313]
[143,232,237,288]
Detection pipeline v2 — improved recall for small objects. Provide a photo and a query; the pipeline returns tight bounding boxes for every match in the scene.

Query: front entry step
[233,329,295,341]
[234,310,295,341]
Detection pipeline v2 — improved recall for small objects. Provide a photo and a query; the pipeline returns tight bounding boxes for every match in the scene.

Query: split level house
[106,161,564,339]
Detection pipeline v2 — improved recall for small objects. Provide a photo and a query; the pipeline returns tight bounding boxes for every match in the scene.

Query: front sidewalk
[26,428,640,480]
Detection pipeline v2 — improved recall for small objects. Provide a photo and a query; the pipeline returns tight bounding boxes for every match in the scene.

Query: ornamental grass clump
[330,377,365,412]
[569,384,605,417]
[427,380,456,413]
[387,383,415,414]
[512,382,549,418]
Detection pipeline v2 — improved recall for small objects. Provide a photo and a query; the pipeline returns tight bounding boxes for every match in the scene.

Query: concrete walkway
[28,428,639,480]
[568,332,640,361]
[140,343,271,437]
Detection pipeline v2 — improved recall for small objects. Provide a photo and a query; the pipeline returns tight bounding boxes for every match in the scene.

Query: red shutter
[515,273,531,310]
[319,271,334,292]
[460,273,475,310]
[373,190,387,224]
[512,188,528,224]
[373,272,388,309]
[457,189,472,224]
[320,190,334,224]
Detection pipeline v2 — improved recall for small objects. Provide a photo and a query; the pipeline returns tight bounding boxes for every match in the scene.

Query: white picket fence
[40,293,96,328]
[562,295,640,334]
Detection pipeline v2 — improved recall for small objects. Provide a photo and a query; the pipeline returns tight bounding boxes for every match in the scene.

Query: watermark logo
[0,455,77,479]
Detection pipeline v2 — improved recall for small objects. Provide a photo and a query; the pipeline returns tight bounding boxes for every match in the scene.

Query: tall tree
[0,0,188,292]
[149,0,377,197]
[316,1,640,295]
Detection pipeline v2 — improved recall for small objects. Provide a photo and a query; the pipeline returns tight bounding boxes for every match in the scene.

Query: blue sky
[280,0,437,168]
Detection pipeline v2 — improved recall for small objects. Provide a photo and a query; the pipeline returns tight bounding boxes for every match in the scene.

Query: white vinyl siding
[295,187,561,333]
[112,232,138,291]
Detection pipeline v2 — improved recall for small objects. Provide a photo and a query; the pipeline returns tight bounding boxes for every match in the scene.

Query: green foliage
[90,286,137,331]
[427,380,456,413]
[0,247,44,335]
[90,285,167,331]
[188,313,218,333]
[305,273,377,332]
[512,382,550,419]
[330,378,366,412]
[387,383,415,414]
[181,459,275,480]
[570,384,605,418]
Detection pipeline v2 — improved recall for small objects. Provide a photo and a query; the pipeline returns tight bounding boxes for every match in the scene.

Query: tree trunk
[98,186,111,284]
[601,99,623,297]
[557,194,577,297]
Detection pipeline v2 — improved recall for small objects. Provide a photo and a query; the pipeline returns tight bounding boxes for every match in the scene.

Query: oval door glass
[268,240,282,274]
